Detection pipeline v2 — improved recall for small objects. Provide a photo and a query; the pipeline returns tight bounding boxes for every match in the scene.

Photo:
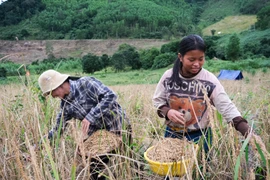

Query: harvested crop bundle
[80,130,122,156]
[147,138,195,163]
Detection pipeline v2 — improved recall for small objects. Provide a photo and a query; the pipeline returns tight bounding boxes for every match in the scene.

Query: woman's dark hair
[169,34,206,85]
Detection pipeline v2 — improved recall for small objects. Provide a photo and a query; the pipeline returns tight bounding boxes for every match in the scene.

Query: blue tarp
[217,70,243,80]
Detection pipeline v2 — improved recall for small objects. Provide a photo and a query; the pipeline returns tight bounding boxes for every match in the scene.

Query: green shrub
[260,60,270,68]
[58,60,82,72]
[204,36,220,59]
[240,0,267,14]
[100,54,110,69]
[28,57,80,74]
[139,48,160,69]
[215,45,226,60]
[246,68,257,76]
[226,63,242,70]
[205,59,214,67]
[0,61,22,76]
[242,42,261,55]
[226,34,240,61]
[256,4,270,30]
[20,29,30,37]
[260,44,270,58]
[82,53,102,74]
[0,67,7,79]
[152,53,177,69]
[110,44,141,71]
[262,67,268,73]
[243,60,260,69]
[111,52,126,72]
[160,41,179,54]
[29,63,50,74]
[118,44,141,70]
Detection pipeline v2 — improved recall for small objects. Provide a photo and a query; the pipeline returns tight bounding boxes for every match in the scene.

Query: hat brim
[42,74,69,96]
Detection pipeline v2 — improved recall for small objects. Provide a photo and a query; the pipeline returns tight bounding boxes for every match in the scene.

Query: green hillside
[202,15,257,36]
[198,0,267,28]
[1,0,268,40]
[199,0,241,28]
[0,0,196,40]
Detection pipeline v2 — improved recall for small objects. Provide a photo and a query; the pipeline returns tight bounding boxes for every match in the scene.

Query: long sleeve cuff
[157,105,170,118]
[85,113,96,125]
[232,116,250,137]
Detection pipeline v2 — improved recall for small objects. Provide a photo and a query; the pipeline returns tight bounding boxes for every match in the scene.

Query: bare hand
[167,109,185,125]
[81,118,90,136]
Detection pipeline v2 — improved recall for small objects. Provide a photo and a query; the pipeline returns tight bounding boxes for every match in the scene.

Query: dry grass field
[0,72,269,179]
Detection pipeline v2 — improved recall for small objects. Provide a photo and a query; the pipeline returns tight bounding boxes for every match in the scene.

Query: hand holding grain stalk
[167,109,186,125]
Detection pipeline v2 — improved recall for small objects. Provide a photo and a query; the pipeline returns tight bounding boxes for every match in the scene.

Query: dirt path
[0,39,169,64]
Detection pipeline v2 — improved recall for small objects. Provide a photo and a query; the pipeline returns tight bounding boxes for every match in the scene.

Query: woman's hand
[167,109,186,125]
[82,118,90,136]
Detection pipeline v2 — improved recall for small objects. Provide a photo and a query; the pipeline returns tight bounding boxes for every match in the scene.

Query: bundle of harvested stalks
[80,130,122,156]
[147,138,195,163]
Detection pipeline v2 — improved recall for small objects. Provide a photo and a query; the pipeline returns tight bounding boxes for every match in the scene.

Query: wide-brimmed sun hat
[38,69,70,96]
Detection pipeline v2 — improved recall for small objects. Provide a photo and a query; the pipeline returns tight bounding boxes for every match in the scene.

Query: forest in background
[0,0,269,40]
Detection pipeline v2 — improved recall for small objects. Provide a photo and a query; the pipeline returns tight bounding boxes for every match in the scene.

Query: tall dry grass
[0,72,269,179]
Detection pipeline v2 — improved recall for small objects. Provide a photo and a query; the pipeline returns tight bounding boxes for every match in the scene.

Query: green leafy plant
[82,53,103,74]
[151,53,176,69]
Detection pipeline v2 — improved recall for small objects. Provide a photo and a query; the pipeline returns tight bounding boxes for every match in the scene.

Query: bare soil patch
[0,39,169,64]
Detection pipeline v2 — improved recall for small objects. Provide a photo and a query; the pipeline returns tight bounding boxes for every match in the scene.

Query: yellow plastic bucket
[144,145,198,177]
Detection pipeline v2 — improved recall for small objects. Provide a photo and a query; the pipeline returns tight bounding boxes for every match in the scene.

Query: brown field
[0,72,269,179]
[0,39,169,64]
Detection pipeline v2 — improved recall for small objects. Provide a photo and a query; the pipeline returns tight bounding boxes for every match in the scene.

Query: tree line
[1,32,270,80]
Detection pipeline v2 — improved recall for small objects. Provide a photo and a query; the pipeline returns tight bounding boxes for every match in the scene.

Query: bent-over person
[38,69,129,180]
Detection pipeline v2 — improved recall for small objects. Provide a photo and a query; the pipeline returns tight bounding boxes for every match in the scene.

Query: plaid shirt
[48,77,123,139]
